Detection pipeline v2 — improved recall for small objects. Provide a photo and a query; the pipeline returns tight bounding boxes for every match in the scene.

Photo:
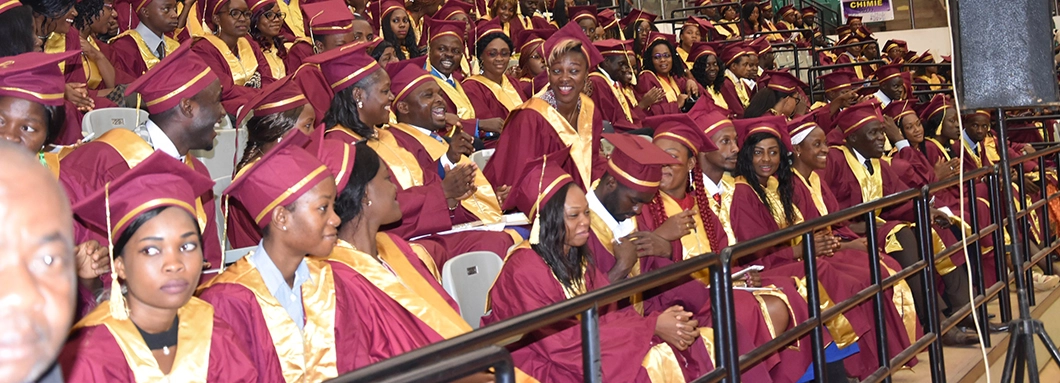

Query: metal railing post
[987,170,1014,322]
[967,176,991,347]
[719,248,741,383]
[864,210,891,382]
[581,304,602,383]
[915,190,946,382]
[1016,169,1037,306]
[801,231,827,383]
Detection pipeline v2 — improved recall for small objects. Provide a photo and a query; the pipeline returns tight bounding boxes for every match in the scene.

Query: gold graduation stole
[432,76,476,120]
[262,45,287,79]
[704,173,738,246]
[512,95,596,190]
[925,137,952,161]
[385,123,503,223]
[658,193,712,285]
[183,5,210,37]
[275,0,306,39]
[835,146,884,213]
[714,21,740,38]
[916,74,942,91]
[723,69,750,107]
[202,34,259,86]
[44,33,105,89]
[641,71,680,103]
[707,87,729,111]
[464,75,525,112]
[982,135,1001,165]
[199,256,339,383]
[794,171,829,218]
[72,298,214,382]
[108,30,179,74]
[588,209,644,314]
[588,72,635,126]
[677,46,693,69]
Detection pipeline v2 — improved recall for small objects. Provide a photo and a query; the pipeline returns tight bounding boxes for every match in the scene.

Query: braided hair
[643,143,724,252]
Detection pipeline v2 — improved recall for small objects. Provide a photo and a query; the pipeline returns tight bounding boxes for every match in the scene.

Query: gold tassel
[529,215,542,244]
[220,195,230,273]
[936,107,945,137]
[104,184,129,320]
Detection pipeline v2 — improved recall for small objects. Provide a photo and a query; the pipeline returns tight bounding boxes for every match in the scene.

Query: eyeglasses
[486,50,511,58]
[262,11,285,20]
[226,9,251,19]
[653,52,672,59]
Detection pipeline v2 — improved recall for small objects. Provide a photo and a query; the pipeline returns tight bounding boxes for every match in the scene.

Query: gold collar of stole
[465,75,525,112]
[72,298,215,382]
[44,33,107,89]
[386,124,504,223]
[705,173,738,246]
[794,170,828,217]
[835,146,884,211]
[109,30,179,74]
[724,69,750,107]
[658,192,712,285]
[982,134,1001,164]
[961,136,983,168]
[275,0,306,39]
[733,176,804,230]
[325,124,364,141]
[791,276,860,348]
[326,238,473,336]
[367,127,425,190]
[515,95,596,190]
[432,76,476,120]
[202,35,259,86]
[262,46,286,79]
[589,72,635,123]
[924,137,952,161]
[642,71,679,103]
[587,209,644,314]
[200,256,339,382]
[707,87,729,110]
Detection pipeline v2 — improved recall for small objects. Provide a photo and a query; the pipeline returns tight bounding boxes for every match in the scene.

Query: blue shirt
[250,242,311,332]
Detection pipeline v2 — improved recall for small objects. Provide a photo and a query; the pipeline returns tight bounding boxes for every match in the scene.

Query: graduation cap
[72,151,214,320]
[800,6,817,17]
[684,16,713,37]
[733,115,792,151]
[646,32,676,48]
[719,42,753,65]
[836,25,851,39]
[597,9,619,30]
[692,100,735,142]
[648,113,719,155]
[503,148,575,244]
[834,98,885,137]
[882,99,917,123]
[312,137,357,192]
[434,0,473,20]
[619,8,657,31]
[854,25,873,40]
[778,4,796,17]
[124,42,219,114]
[748,35,771,55]
[367,0,404,33]
[916,93,951,133]
[115,0,153,13]
[687,41,718,63]
[422,17,467,47]
[787,113,821,145]
[0,0,22,13]
[304,39,383,93]
[386,59,435,106]
[224,130,329,228]
[569,5,596,24]
[0,51,79,107]
[761,69,807,95]
[913,50,935,64]
[593,39,635,57]
[817,70,859,93]
[542,21,604,69]
[237,76,309,128]
[302,0,356,37]
[245,0,275,13]
[516,28,551,56]
[881,39,906,53]
[603,132,680,193]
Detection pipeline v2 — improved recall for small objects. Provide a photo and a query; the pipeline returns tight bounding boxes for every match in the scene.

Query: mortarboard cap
[225,131,331,228]
[882,99,917,122]
[542,21,604,68]
[913,50,935,64]
[645,32,676,47]
[916,93,951,124]
[475,17,505,42]
[0,51,79,107]
[569,5,596,24]
[648,113,719,155]
[386,59,435,106]
[619,8,657,30]
[817,70,858,93]
[0,0,22,13]
[761,69,807,95]
[124,42,219,114]
[503,149,575,244]
[749,35,772,55]
[516,28,551,56]
[834,98,885,137]
[304,39,383,94]
[687,41,718,62]
[367,0,405,32]
[237,75,309,128]
[787,113,821,145]
[873,63,903,83]
[602,132,679,193]
[684,16,713,37]
[836,25,851,39]
[423,17,466,45]
[592,39,634,57]
[303,1,355,36]
[733,115,792,151]
[720,42,753,65]
[434,0,472,20]
[597,9,619,30]
[800,6,817,16]
[245,0,275,14]
[312,136,357,192]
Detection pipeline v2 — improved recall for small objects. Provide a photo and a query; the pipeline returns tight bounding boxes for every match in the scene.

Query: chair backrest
[81,108,149,140]
[441,251,503,329]
[191,122,245,178]
[211,176,233,250]
[469,149,495,169]
[224,246,254,264]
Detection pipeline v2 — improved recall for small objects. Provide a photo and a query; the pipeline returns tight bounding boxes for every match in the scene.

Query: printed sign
[842,0,895,23]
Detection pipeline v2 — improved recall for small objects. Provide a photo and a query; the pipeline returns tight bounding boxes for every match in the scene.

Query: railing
[327,129,1060,383]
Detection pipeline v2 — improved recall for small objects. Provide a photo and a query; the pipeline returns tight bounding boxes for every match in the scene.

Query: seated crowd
[3,0,1059,381]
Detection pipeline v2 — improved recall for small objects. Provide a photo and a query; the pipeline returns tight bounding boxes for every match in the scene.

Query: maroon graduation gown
[720,77,747,119]
[587,72,641,131]
[461,74,529,121]
[284,40,315,74]
[635,71,686,117]
[190,38,261,115]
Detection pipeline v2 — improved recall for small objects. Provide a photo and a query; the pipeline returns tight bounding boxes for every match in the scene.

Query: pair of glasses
[226,9,251,19]
[653,53,672,59]
[486,50,511,58]
[263,11,286,20]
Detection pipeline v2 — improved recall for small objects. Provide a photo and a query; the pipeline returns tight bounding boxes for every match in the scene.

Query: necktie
[429,132,445,143]
[156,42,166,59]
[864,159,874,175]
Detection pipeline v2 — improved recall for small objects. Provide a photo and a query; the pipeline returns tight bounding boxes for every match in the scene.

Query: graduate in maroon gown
[821,100,981,345]
[483,21,606,191]
[226,76,318,249]
[589,39,647,132]
[810,71,860,138]
[245,0,288,80]
[285,1,355,71]
[636,33,698,117]
[718,42,755,119]
[58,44,226,288]
[484,152,713,382]
[106,0,180,76]
[461,18,529,123]
[60,153,258,382]
[189,0,266,114]
[199,134,354,381]
[513,28,551,96]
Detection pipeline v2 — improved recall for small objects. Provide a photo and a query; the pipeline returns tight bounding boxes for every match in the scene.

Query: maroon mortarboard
[916,93,950,123]
[800,6,817,16]
[873,63,903,83]
[903,50,918,62]
[302,0,355,36]
[237,75,309,128]
[836,33,859,46]
[313,138,357,191]
[602,133,679,193]
[733,115,792,151]
[225,131,331,228]
[881,39,905,53]
[0,51,79,107]
[386,59,435,106]
[543,21,604,68]
[940,55,951,63]
[597,9,619,30]
[786,113,821,145]
[762,69,807,95]
[647,113,719,155]
[685,16,713,37]
[619,8,657,30]
[434,0,473,20]
[834,98,885,137]
[203,0,235,26]
[125,42,219,114]
[569,5,596,24]
[475,17,504,41]
[245,0,275,14]
[646,32,676,47]
[290,62,331,124]
[503,148,574,244]
[593,39,634,57]
[367,0,404,32]
[687,41,718,62]
[73,151,214,239]
[836,25,851,38]
[749,35,771,55]
[854,25,872,40]
[882,99,917,122]
[304,39,383,93]
[115,0,152,13]
[0,0,22,13]
[778,4,795,17]
[690,100,735,141]
[423,17,467,45]
[516,28,551,56]
[817,70,858,93]
[720,42,753,65]
[760,1,773,10]
[913,50,935,63]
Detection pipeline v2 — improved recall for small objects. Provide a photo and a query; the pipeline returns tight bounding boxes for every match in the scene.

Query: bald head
[0,142,75,383]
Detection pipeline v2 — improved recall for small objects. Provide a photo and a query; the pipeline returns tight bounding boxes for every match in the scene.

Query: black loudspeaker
[950,0,1060,109]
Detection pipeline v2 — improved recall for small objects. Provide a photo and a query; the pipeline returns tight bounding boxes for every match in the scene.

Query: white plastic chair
[191,124,245,178]
[224,246,254,264]
[441,251,503,329]
[211,176,232,250]
[470,149,495,169]
[81,108,149,140]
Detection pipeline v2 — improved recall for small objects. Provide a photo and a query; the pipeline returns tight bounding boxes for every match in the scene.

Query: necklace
[135,316,180,356]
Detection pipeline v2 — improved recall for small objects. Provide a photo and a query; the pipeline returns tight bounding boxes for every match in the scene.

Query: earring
[282,225,287,231]
[367,200,373,206]
[357,100,364,109]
